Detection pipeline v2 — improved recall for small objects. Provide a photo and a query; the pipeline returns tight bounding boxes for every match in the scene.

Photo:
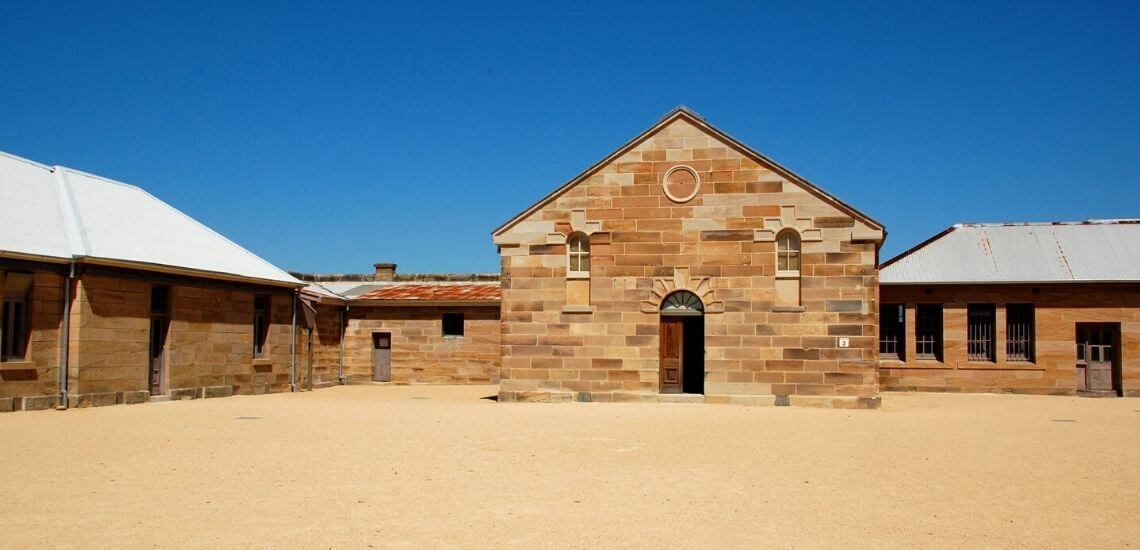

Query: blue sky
[2,1,1137,274]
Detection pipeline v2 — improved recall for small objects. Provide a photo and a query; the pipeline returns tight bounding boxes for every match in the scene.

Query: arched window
[567,233,590,277]
[776,230,801,273]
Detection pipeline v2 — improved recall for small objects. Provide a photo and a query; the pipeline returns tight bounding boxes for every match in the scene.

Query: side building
[295,264,501,385]
[492,107,886,408]
[878,220,1139,396]
[0,151,304,411]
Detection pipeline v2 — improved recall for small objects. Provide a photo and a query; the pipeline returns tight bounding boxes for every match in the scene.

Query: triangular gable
[491,106,885,237]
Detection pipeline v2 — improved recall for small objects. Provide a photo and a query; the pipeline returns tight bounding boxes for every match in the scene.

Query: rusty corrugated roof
[880,220,1140,284]
[354,282,501,302]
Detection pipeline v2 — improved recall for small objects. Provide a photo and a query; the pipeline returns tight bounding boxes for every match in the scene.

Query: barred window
[567,233,590,277]
[915,304,942,361]
[967,304,996,362]
[1006,304,1034,362]
[776,230,801,272]
[879,304,904,360]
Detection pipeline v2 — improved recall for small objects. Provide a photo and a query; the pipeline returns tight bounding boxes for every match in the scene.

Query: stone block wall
[342,305,500,384]
[0,268,64,411]
[880,283,1140,396]
[494,116,882,407]
[298,302,344,388]
[166,284,294,396]
[66,272,296,405]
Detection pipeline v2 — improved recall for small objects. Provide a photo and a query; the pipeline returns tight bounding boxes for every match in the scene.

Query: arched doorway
[659,290,704,394]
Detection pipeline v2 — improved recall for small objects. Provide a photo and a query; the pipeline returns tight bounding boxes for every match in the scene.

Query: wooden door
[148,317,168,396]
[660,317,683,394]
[372,332,392,382]
[1077,324,1120,394]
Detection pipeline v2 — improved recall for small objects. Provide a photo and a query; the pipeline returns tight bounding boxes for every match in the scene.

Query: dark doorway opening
[148,285,170,396]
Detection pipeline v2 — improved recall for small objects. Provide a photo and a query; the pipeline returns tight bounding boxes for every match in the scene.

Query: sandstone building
[492,107,885,408]
[295,265,501,386]
[879,220,1139,397]
[0,152,303,411]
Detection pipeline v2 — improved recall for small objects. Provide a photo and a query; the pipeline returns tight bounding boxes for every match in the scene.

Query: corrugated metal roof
[880,220,1140,284]
[354,282,501,302]
[301,283,346,302]
[0,150,301,287]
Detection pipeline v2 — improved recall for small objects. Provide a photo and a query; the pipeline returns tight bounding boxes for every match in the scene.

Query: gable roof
[492,106,884,237]
[880,220,1140,284]
[0,151,301,287]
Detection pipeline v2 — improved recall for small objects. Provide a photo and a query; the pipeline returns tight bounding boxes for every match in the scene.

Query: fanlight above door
[660,290,704,316]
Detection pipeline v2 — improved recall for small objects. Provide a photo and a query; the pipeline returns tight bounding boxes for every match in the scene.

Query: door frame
[372,331,392,382]
[658,290,705,395]
[1076,322,1122,396]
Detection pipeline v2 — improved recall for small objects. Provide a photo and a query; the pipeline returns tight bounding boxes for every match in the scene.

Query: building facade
[879,221,1139,397]
[492,108,885,408]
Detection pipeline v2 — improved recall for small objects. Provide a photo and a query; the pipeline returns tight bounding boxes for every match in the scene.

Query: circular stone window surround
[662,165,701,203]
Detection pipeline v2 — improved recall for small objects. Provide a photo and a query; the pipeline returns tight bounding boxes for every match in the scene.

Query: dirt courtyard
[1,386,1137,548]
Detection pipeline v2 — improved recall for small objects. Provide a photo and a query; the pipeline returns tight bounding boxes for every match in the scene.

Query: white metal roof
[880,220,1140,284]
[0,153,74,261]
[0,150,301,287]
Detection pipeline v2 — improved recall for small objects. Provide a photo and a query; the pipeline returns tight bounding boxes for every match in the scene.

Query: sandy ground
[1,386,1138,549]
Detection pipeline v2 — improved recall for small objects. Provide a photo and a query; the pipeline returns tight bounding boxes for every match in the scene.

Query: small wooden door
[372,332,392,382]
[148,317,168,396]
[659,318,683,394]
[1077,324,1118,393]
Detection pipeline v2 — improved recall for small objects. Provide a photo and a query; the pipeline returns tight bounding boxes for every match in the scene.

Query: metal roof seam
[52,168,90,257]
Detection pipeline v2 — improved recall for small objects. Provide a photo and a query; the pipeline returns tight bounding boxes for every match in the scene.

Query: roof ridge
[956,219,1140,227]
[0,150,53,171]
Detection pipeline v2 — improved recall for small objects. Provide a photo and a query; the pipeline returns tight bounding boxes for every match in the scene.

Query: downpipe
[56,261,76,410]
[289,291,297,392]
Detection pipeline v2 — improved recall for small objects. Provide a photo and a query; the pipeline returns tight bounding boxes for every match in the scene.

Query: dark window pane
[442,313,464,337]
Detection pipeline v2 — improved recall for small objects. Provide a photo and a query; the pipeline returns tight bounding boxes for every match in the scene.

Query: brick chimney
[374,263,397,281]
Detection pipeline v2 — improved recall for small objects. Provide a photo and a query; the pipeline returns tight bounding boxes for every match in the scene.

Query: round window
[662,165,700,203]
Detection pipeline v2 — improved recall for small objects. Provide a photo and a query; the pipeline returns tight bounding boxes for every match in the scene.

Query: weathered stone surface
[120,390,150,405]
[200,385,234,398]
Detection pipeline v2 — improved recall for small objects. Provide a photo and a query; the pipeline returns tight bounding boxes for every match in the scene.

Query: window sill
[252,357,274,366]
[566,272,590,280]
[772,305,804,313]
[442,335,465,339]
[562,305,595,314]
[775,271,800,280]
[0,360,35,369]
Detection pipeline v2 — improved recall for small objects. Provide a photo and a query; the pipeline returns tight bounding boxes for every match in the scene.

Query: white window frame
[775,229,801,277]
[567,232,591,279]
